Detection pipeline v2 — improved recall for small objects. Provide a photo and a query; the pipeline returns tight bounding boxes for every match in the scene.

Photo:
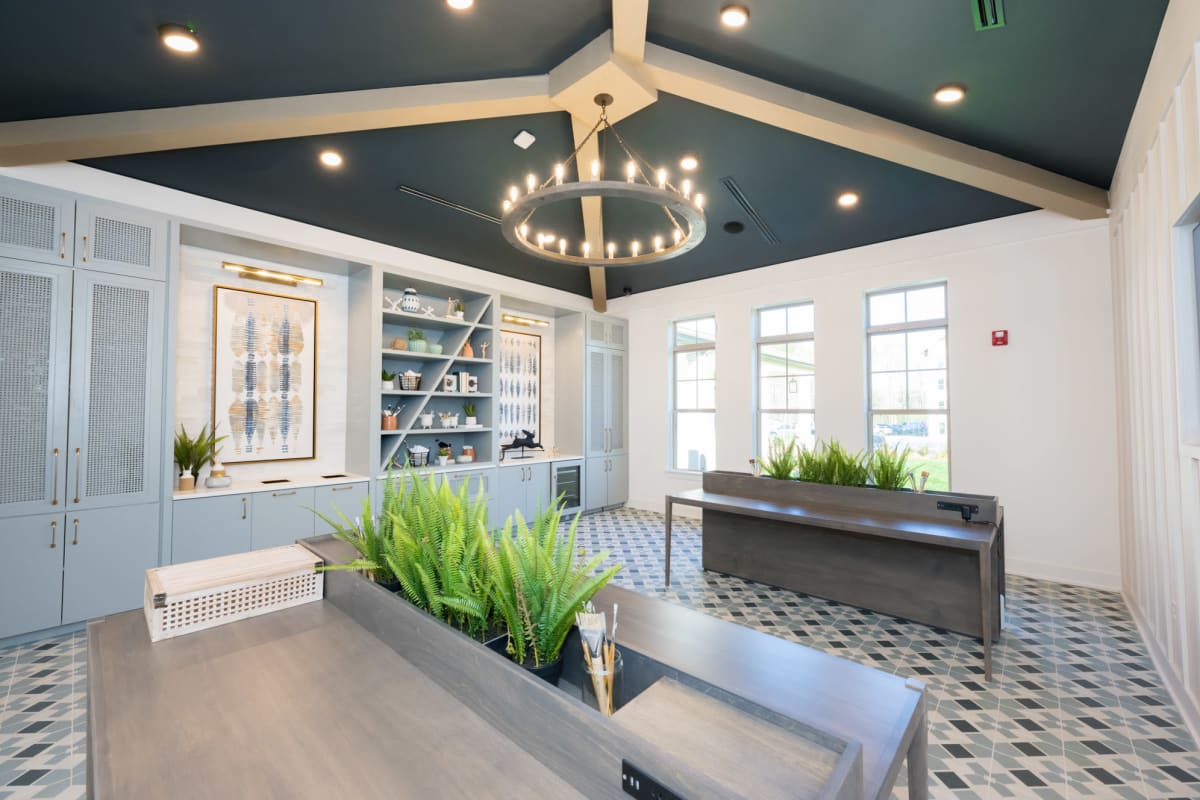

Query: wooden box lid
[146,544,322,607]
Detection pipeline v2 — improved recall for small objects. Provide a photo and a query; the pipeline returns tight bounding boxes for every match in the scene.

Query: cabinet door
[74,199,167,281]
[586,316,609,347]
[0,179,74,265]
[585,347,608,458]
[251,487,316,550]
[313,482,368,533]
[65,271,165,510]
[585,456,608,511]
[606,350,627,455]
[0,513,65,639]
[527,462,551,517]
[62,503,160,624]
[606,318,627,349]
[172,495,253,563]
[0,258,72,518]
[495,466,527,525]
[607,454,629,507]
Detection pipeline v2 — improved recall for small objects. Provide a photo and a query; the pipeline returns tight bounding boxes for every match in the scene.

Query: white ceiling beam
[612,0,650,63]
[642,44,1110,220]
[0,75,556,166]
[571,115,608,311]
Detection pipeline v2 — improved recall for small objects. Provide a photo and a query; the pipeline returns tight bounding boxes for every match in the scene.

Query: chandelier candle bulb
[682,179,692,199]
[509,186,519,202]
[695,193,705,210]
[526,173,537,193]
[554,164,564,185]
[626,161,636,182]
[654,235,663,252]
[591,159,601,179]
[502,200,511,212]
[519,224,529,239]
[582,241,591,258]
[657,168,667,188]
[559,238,567,255]
[631,241,640,258]
[607,242,616,259]
[673,229,682,245]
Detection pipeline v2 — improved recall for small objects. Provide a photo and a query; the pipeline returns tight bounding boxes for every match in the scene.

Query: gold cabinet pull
[73,447,81,503]
[242,496,247,519]
[59,231,66,259]
[50,520,57,549]
[331,485,354,492]
[81,234,89,262]
[272,490,296,497]
[51,447,59,505]
[72,518,79,546]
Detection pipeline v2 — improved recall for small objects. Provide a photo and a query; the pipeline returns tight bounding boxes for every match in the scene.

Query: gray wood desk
[664,487,1003,680]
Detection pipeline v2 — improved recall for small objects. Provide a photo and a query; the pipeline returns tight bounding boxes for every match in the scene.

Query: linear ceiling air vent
[719,177,780,244]
[972,0,1005,31]
[394,184,500,224]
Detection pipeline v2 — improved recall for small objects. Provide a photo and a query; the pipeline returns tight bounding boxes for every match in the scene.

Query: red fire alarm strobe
[992,330,1008,346]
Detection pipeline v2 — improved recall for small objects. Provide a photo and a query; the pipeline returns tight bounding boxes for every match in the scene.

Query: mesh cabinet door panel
[76,199,166,280]
[0,181,73,265]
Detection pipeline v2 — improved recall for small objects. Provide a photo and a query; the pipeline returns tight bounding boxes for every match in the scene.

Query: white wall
[175,245,350,482]
[1108,0,1200,745]
[609,210,1122,591]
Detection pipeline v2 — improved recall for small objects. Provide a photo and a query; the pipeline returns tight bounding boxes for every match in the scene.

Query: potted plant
[429,340,444,355]
[462,401,477,427]
[869,442,915,490]
[760,437,799,479]
[452,299,465,320]
[382,368,396,391]
[408,329,428,353]
[437,443,453,465]
[314,493,400,591]
[173,423,226,490]
[488,505,622,683]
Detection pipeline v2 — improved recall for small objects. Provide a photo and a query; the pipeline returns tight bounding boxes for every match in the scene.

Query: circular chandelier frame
[499,94,707,268]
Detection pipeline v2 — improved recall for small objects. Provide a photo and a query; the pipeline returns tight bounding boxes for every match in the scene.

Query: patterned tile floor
[1,508,1197,798]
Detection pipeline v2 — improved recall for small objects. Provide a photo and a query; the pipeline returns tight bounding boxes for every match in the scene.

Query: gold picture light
[502,313,549,328]
[221,261,324,287]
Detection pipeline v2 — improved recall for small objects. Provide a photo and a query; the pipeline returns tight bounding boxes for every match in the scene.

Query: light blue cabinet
[313,482,369,533]
[172,494,253,563]
[61,503,159,625]
[586,453,628,511]
[251,487,316,550]
[0,180,74,265]
[0,513,66,639]
[74,198,168,281]
[495,462,550,524]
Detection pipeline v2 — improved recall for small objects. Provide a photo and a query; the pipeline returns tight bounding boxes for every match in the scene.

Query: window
[671,316,716,471]
[866,283,950,490]
[755,302,815,456]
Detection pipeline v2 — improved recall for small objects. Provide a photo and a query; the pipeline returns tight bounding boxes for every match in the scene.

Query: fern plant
[313,492,396,586]
[760,437,799,479]
[488,505,622,668]
[869,443,914,490]
[795,443,826,483]
[825,439,869,486]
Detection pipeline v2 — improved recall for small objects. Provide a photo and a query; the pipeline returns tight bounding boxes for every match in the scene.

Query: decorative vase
[401,288,420,313]
[178,474,196,491]
[453,310,464,320]
[437,455,450,466]
[205,463,233,489]
[521,655,564,685]
[461,340,474,358]
[382,415,398,430]
[429,343,443,355]
[382,380,395,391]
[410,340,428,353]
[464,416,477,426]
[391,338,408,350]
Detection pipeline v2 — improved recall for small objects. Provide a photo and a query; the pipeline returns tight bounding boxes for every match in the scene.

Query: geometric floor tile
[2,507,1196,799]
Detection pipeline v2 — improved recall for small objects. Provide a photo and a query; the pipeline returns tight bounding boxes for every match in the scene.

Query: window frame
[753,300,816,457]
[865,282,951,488]
[669,314,717,472]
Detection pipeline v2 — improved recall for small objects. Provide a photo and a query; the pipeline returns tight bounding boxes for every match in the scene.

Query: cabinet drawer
[172,494,253,563]
[251,487,315,550]
[313,482,368,533]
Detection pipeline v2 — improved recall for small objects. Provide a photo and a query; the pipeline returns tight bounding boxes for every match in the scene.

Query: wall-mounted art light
[222,262,324,287]
[502,313,550,328]
[159,23,199,54]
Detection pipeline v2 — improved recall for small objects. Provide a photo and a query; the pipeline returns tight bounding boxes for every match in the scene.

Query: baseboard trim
[1127,595,1200,749]
[1005,557,1121,592]
[0,621,86,650]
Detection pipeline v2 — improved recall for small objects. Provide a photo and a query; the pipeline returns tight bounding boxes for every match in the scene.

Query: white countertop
[173,472,369,501]
[496,453,583,468]
[375,454,583,480]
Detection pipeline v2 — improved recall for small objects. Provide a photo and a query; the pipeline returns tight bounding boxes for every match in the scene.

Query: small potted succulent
[408,329,428,353]
[382,368,396,391]
[437,442,453,466]
[452,299,465,320]
[462,401,477,427]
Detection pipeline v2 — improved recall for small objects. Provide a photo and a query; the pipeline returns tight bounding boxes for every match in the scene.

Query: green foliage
[869,443,914,491]
[314,494,396,585]
[795,443,826,483]
[488,504,622,668]
[407,328,426,341]
[824,440,868,486]
[462,401,476,417]
[760,437,798,479]
[173,423,227,476]
[382,368,397,381]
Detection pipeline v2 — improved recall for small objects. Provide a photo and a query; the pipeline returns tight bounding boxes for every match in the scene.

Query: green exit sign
[973,0,1006,31]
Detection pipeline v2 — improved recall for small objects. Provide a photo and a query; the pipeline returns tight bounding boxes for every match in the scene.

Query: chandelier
[500,93,707,267]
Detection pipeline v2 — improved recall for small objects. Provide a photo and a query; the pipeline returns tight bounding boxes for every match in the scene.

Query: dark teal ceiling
[4,1,1165,297]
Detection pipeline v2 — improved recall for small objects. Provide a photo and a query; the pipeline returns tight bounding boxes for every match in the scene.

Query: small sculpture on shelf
[500,430,544,461]
[421,305,436,318]
[461,339,474,358]
[480,341,490,359]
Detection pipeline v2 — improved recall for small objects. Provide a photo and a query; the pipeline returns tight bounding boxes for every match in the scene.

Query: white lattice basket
[144,545,324,642]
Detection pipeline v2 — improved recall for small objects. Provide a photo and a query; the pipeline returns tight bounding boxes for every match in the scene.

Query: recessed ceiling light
[934,83,967,104]
[447,0,474,9]
[513,130,536,150]
[720,4,750,28]
[723,221,745,234]
[319,150,343,168]
[679,155,699,171]
[837,192,859,208]
[159,23,199,54]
